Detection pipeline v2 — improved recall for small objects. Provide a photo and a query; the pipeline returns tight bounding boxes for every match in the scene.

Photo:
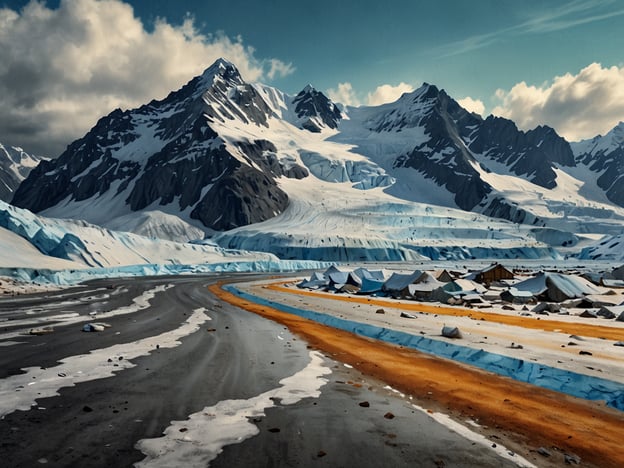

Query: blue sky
[1,0,624,155]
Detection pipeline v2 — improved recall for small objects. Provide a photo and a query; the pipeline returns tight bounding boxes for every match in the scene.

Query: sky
[1,0,624,156]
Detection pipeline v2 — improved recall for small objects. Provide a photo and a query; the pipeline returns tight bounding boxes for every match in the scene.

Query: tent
[445,279,487,294]
[359,276,385,294]
[500,288,535,304]
[612,265,624,281]
[325,270,357,289]
[323,265,343,277]
[382,270,423,297]
[353,267,386,282]
[601,305,624,320]
[433,269,454,283]
[602,279,624,289]
[407,272,445,300]
[513,272,603,303]
[297,271,328,289]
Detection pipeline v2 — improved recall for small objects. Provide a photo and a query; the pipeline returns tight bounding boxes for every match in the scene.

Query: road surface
[0,275,522,467]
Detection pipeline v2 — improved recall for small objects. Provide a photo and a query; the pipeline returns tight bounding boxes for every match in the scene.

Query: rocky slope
[0,143,43,202]
[10,59,624,260]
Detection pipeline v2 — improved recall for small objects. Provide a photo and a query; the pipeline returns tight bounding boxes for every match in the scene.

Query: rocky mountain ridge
[10,59,624,250]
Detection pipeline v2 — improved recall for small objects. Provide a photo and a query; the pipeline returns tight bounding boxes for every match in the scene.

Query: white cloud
[326,82,361,107]
[492,62,624,141]
[0,0,294,156]
[457,97,485,116]
[266,58,295,80]
[366,82,414,106]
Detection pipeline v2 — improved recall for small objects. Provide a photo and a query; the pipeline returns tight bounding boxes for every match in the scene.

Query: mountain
[571,122,624,208]
[10,58,624,261]
[0,143,44,202]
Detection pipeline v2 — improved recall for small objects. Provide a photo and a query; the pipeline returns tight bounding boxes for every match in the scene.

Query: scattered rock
[375,309,385,314]
[359,401,370,408]
[82,405,93,413]
[579,350,593,356]
[508,343,523,349]
[567,342,578,346]
[441,326,462,339]
[400,312,418,319]
[268,427,280,433]
[317,450,327,458]
[57,373,66,378]
[383,412,395,419]
[565,453,581,465]
[207,328,217,332]
[82,323,105,332]
[537,447,552,457]
[614,341,624,347]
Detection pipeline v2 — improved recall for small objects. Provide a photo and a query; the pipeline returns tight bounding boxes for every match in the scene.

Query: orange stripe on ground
[268,282,624,341]
[210,281,624,468]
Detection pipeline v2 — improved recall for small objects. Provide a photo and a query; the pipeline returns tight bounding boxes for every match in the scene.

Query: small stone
[359,401,370,408]
[317,450,327,458]
[537,447,551,457]
[375,309,385,314]
[268,427,280,433]
[579,350,593,356]
[383,412,395,419]
[57,372,66,378]
[82,405,93,413]
[565,453,581,465]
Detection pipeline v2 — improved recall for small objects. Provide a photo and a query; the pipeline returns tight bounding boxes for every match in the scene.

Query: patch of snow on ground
[0,308,209,418]
[135,351,330,467]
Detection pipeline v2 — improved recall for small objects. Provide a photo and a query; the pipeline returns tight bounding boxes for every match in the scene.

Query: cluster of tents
[298,263,624,321]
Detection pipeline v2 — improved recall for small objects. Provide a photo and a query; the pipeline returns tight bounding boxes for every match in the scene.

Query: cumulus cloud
[326,82,361,107]
[0,0,294,156]
[366,82,414,106]
[327,82,416,107]
[492,62,624,141]
[266,59,295,80]
[457,97,485,116]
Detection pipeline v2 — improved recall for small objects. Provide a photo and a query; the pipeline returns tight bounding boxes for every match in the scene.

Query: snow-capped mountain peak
[10,58,624,262]
[0,142,44,202]
[571,120,624,208]
[291,84,342,132]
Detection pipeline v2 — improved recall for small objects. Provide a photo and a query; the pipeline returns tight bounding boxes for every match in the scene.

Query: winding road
[1,275,525,467]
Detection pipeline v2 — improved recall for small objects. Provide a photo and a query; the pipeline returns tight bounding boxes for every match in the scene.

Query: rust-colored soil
[210,282,624,467]
[269,282,624,341]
